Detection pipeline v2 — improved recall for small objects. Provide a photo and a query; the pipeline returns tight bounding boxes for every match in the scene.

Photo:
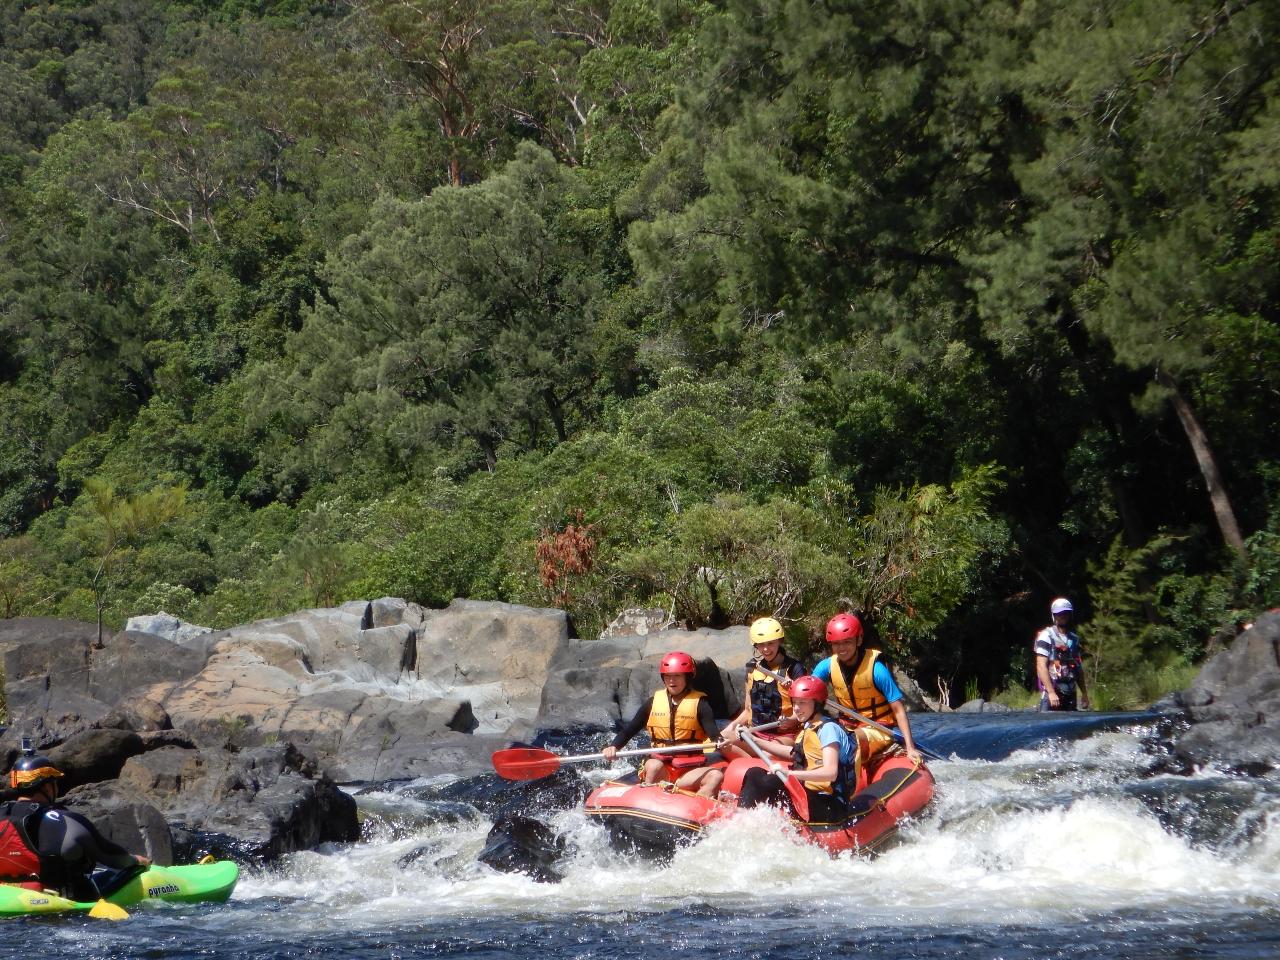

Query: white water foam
[228,725,1280,929]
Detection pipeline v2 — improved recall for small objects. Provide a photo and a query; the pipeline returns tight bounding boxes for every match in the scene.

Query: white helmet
[1050,598,1073,615]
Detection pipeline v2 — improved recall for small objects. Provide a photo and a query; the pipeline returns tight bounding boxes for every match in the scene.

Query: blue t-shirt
[812,654,903,703]
[816,718,859,770]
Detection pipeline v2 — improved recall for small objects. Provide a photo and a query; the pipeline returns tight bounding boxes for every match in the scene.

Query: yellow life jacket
[789,717,856,801]
[646,689,708,745]
[826,648,896,727]
[793,719,836,796]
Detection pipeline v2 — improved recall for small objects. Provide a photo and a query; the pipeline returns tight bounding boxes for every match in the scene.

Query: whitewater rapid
[217,719,1279,930]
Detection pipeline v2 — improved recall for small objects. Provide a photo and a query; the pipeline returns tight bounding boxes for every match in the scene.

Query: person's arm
[603,702,651,759]
[887,699,921,762]
[40,810,147,871]
[1036,655,1060,708]
[752,735,794,761]
[1074,648,1090,708]
[696,699,721,742]
[872,662,922,762]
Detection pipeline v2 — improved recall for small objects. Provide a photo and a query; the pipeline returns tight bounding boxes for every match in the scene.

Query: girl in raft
[601,651,724,798]
[718,617,805,760]
[736,675,857,824]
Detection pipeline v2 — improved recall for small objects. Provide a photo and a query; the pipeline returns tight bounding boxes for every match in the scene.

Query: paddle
[752,660,949,762]
[493,742,715,780]
[88,899,128,920]
[738,728,809,821]
[493,721,784,781]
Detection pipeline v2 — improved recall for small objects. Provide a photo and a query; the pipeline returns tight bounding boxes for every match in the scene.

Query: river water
[15,711,1280,958]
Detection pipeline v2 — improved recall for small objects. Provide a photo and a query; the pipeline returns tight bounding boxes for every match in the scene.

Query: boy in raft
[718,616,805,759]
[737,676,857,823]
[813,612,922,764]
[601,651,724,797]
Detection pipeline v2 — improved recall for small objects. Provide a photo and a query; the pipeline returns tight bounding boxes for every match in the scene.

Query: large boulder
[115,741,359,862]
[124,612,214,651]
[155,599,572,781]
[414,599,571,734]
[47,728,146,790]
[1169,612,1280,774]
[533,626,748,733]
[0,618,208,740]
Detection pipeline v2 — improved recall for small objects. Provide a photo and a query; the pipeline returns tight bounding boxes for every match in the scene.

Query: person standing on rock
[719,617,805,759]
[0,749,151,900]
[601,651,724,797]
[813,612,923,764]
[1035,598,1090,711]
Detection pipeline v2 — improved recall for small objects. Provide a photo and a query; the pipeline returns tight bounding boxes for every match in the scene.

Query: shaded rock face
[0,618,208,741]
[115,742,359,862]
[47,728,145,790]
[477,814,566,882]
[533,626,749,733]
[1170,613,1280,774]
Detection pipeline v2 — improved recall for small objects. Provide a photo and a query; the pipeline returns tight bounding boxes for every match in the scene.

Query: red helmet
[789,675,828,703]
[825,613,863,644]
[659,651,696,675]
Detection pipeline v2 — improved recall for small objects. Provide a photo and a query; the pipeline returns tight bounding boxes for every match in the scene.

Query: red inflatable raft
[583,752,934,857]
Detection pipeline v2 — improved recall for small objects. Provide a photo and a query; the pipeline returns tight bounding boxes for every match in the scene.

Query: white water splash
[228,724,1280,930]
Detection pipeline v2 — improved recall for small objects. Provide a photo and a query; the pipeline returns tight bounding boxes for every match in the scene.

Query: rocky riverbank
[2,601,1275,869]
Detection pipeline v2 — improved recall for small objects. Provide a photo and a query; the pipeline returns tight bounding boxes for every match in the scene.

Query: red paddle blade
[783,775,811,822]
[492,748,562,781]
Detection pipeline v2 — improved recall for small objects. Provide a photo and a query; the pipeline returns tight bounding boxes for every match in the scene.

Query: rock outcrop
[1168,612,1280,774]
[149,598,571,781]
[533,625,747,733]
[3,596,958,868]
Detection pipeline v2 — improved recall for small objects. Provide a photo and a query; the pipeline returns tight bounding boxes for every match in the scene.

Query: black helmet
[8,753,64,794]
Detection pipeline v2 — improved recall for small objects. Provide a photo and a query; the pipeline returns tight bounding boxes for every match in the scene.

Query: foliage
[536,510,599,608]
[78,478,188,644]
[1,0,1278,707]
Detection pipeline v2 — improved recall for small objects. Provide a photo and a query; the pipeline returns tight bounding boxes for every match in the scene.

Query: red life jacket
[0,801,44,883]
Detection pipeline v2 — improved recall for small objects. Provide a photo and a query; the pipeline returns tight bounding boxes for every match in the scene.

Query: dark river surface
[8,711,1279,959]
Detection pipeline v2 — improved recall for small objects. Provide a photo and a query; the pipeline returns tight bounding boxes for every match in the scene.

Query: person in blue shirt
[813,612,922,764]
[736,676,858,824]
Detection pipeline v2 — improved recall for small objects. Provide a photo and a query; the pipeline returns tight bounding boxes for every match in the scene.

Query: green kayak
[0,860,239,917]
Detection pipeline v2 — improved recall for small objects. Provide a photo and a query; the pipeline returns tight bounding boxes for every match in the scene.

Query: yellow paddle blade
[88,899,129,921]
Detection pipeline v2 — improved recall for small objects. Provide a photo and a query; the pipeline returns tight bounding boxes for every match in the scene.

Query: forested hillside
[2,0,1277,708]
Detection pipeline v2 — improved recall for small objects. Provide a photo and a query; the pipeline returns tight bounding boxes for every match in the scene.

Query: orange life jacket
[646,689,708,746]
[826,648,896,727]
[790,717,856,802]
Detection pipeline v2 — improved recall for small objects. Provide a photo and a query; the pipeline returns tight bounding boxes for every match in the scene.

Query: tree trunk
[1157,369,1246,556]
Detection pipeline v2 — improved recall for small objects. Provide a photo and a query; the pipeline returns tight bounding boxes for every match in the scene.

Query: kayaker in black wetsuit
[0,750,150,900]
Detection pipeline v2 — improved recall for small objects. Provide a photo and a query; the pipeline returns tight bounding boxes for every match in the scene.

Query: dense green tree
[253,143,612,483]
[1,0,1277,707]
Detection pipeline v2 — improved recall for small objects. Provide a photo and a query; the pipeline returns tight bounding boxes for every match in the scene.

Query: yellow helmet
[749,617,786,645]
